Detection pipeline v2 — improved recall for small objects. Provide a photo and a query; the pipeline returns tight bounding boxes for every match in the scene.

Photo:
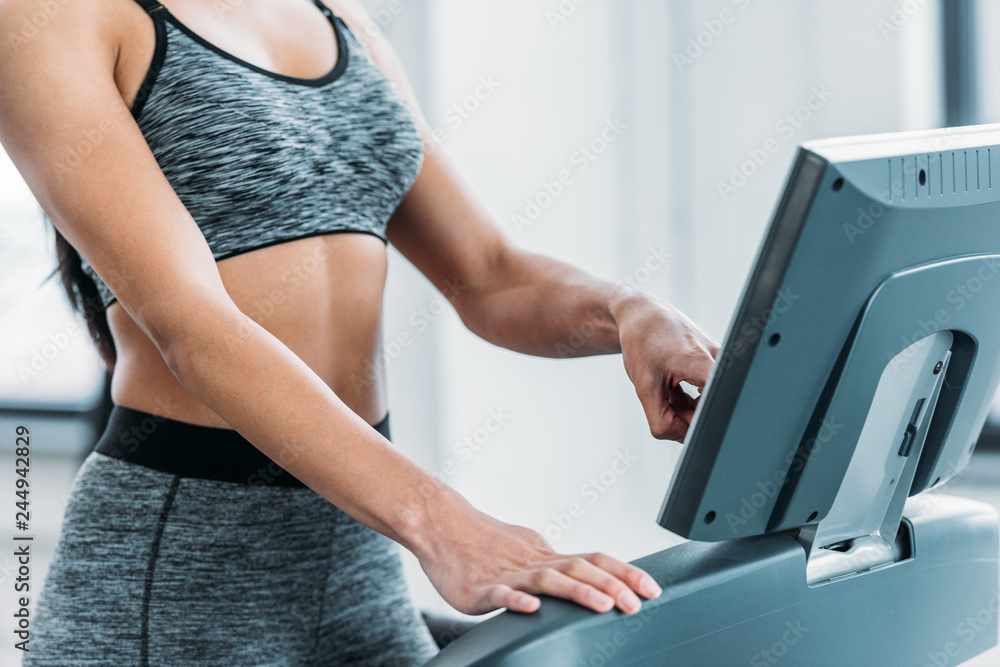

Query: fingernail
[618,589,641,613]
[640,576,662,598]
[590,590,613,609]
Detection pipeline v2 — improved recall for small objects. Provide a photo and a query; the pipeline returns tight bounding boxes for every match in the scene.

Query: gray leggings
[24,450,440,665]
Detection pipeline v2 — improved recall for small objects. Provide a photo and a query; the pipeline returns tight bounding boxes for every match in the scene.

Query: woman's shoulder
[0,0,144,70]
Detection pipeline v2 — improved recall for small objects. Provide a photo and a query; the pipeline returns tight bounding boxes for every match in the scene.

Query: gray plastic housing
[426,495,998,666]
[659,124,1000,541]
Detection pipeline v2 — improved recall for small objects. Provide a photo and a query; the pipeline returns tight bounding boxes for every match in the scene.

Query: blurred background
[2,0,1000,664]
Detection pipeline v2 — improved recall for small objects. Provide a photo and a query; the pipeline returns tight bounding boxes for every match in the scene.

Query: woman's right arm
[0,0,661,617]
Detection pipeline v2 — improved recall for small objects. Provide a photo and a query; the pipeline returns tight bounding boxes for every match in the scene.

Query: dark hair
[44,217,117,370]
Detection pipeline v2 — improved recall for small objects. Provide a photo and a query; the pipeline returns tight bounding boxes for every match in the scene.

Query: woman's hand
[411,488,662,616]
[611,291,720,442]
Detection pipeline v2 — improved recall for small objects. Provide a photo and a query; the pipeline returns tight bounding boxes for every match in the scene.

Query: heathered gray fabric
[24,451,440,665]
[79,0,424,308]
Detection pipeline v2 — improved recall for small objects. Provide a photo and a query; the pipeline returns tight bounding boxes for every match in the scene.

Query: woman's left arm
[335,2,720,442]
[387,151,719,442]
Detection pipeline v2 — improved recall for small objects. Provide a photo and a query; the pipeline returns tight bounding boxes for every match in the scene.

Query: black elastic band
[93,404,391,488]
[130,3,168,122]
[310,0,336,18]
[132,0,164,13]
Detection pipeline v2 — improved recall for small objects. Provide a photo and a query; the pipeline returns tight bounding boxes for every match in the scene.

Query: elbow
[452,300,493,343]
[450,248,521,344]
[438,236,527,343]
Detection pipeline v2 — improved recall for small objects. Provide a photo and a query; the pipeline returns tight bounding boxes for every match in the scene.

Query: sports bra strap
[310,0,337,18]
[132,0,165,13]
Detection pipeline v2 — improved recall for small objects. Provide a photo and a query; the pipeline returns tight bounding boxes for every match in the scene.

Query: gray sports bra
[80,0,424,309]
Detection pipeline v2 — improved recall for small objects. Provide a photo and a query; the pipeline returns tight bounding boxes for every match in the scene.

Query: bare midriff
[106,234,389,428]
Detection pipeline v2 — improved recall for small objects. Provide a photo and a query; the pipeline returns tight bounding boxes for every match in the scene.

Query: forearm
[159,297,459,556]
[456,248,653,358]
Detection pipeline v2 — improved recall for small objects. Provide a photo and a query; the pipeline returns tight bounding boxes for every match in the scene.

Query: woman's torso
[105,0,415,428]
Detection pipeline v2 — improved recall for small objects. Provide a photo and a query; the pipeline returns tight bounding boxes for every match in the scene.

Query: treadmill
[426,123,1000,666]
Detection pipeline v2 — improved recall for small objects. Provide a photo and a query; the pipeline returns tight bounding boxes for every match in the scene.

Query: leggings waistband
[92,404,390,488]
